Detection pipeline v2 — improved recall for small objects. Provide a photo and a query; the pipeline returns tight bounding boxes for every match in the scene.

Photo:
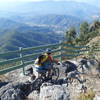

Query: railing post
[59,41,63,62]
[19,47,25,75]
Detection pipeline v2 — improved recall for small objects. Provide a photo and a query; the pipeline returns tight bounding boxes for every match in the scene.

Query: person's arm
[48,55,59,64]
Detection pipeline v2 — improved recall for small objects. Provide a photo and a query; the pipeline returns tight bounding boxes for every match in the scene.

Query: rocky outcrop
[1,88,24,100]
[0,59,99,100]
[28,83,70,100]
[0,81,32,100]
[28,90,39,100]
[94,93,100,100]
[0,81,70,100]
[39,83,70,100]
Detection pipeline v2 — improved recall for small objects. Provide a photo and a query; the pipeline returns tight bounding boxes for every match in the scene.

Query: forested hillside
[0,1,100,53]
[66,20,100,45]
[0,13,83,53]
[0,18,62,52]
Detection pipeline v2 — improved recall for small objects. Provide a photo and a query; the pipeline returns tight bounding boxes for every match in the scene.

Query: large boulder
[93,93,100,100]
[0,81,32,100]
[1,88,24,100]
[27,90,39,100]
[39,83,70,100]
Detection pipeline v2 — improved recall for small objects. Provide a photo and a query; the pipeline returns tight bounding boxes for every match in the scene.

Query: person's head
[45,48,52,55]
[38,55,44,60]
[38,55,44,64]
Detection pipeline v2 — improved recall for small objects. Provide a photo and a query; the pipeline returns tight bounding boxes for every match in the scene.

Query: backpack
[35,54,48,66]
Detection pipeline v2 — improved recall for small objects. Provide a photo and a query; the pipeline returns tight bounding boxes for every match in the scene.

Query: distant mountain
[0,18,62,52]
[0,1,100,52]
[5,14,82,33]
[27,14,82,29]
[0,1,100,20]
[0,13,85,52]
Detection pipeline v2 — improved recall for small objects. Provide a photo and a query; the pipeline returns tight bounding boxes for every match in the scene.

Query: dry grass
[77,89,95,100]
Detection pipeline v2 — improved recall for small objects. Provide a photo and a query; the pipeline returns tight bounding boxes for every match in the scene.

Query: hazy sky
[0,0,98,3]
[0,0,99,7]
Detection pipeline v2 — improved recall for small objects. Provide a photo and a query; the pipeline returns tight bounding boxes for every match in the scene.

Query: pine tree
[66,27,77,44]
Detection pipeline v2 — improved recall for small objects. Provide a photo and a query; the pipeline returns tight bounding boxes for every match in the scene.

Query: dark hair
[38,55,44,64]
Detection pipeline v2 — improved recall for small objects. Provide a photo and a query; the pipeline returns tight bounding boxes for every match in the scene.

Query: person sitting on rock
[33,48,61,79]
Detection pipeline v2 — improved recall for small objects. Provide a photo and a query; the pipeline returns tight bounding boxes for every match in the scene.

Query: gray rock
[0,83,14,97]
[1,88,24,100]
[0,81,32,100]
[41,82,53,87]
[39,84,70,100]
[93,95,100,100]
[28,90,39,100]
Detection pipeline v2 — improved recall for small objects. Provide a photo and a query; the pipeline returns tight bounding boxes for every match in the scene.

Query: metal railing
[0,42,99,75]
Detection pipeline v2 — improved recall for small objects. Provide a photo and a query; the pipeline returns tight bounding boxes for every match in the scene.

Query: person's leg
[43,64,51,77]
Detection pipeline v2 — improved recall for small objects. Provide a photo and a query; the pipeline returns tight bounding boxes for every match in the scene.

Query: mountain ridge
[0,1,100,20]
[0,18,62,52]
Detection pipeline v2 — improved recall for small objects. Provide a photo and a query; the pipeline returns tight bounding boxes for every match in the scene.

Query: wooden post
[19,47,25,75]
